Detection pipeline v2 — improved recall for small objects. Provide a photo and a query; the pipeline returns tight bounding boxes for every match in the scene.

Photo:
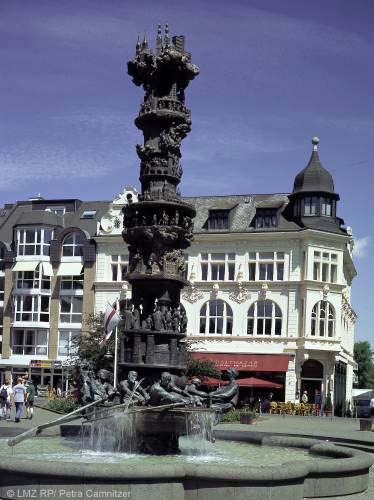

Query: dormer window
[255,209,278,229]
[304,197,319,216]
[207,210,229,230]
[321,197,332,216]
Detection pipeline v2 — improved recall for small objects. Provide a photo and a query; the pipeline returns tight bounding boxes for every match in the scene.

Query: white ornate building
[94,139,357,415]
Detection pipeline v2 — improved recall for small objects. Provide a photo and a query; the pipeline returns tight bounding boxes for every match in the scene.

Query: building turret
[289,138,344,233]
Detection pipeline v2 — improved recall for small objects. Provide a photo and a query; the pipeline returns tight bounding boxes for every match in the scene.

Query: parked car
[354,399,371,418]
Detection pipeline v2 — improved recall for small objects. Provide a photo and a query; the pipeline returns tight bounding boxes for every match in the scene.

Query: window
[293,199,301,217]
[16,227,54,256]
[12,328,48,355]
[304,197,319,216]
[16,266,50,290]
[60,296,83,323]
[255,209,278,228]
[199,299,233,335]
[46,206,66,216]
[248,252,285,281]
[81,210,96,219]
[58,330,81,356]
[200,253,235,281]
[14,295,50,322]
[62,232,85,257]
[61,274,84,290]
[247,300,282,336]
[207,210,229,230]
[111,255,129,281]
[321,198,332,216]
[313,251,338,283]
[311,301,335,337]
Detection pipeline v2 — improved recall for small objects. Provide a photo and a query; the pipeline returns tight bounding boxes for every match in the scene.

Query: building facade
[93,139,357,415]
[0,198,108,388]
[0,139,357,414]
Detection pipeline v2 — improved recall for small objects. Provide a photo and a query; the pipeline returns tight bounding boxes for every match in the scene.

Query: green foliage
[324,393,333,412]
[47,397,80,414]
[354,341,374,388]
[186,358,222,379]
[220,409,241,422]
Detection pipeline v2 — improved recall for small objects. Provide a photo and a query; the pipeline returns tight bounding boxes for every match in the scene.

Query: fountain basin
[0,433,372,500]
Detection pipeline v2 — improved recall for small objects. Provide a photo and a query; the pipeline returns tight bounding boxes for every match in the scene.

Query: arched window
[247,300,282,336]
[311,301,335,337]
[62,232,85,257]
[199,299,233,335]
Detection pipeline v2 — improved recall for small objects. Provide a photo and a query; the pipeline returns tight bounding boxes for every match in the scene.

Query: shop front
[191,352,290,404]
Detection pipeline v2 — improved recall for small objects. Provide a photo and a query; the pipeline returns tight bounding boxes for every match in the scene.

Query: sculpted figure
[163,307,173,330]
[148,372,192,406]
[90,369,116,404]
[171,307,180,332]
[123,305,134,331]
[133,306,141,329]
[180,308,187,333]
[118,371,149,405]
[142,314,153,330]
[152,305,164,331]
[209,368,239,408]
[185,377,209,400]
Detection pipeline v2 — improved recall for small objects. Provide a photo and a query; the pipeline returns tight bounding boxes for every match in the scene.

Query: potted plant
[324,393,333,417]
[240,408,257,424]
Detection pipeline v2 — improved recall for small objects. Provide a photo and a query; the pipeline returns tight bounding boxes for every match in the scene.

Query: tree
[354,341,374,388]
[186,358,222,379]
[72,312,117,373]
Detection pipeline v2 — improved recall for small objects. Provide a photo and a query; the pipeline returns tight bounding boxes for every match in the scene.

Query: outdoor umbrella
[202,376,282,389]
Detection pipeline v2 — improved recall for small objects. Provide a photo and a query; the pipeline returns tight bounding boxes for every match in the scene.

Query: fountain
[0,26,373,500]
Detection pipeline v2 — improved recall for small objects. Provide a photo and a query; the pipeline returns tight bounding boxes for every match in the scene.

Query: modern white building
[94,139,357,415]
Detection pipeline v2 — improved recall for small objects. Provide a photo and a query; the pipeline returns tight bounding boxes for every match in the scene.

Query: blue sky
[0,0,373,342]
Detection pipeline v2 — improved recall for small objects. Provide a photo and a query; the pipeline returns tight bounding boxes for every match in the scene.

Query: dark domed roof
[293,138,335,195]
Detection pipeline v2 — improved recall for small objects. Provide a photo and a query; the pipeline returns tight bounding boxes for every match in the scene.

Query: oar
[8,397,107,447]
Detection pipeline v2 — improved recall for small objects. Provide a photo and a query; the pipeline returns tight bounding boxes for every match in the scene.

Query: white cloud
[353,236,371,258]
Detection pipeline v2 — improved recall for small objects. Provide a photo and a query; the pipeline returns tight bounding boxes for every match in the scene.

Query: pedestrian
[301,390,308,404]
[11,377,26,423]
[0,379,12,421]
[25,379,36,420]
[370,396,374,419]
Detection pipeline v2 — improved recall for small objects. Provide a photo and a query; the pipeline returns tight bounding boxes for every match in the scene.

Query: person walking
[12,377,26,423]
[0,379,12,421]
[25,380,36,420]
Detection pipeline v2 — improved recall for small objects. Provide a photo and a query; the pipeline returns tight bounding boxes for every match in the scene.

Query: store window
[247,300,282,336]
[311,301,335,337]
[16,227,54,256]
[111,255,129,281]
[62,232,85,257]
[58,330,81,356]
[12,329,48,355]
[200,253,235,281]
[60,296,83,323]
[14,295,50,322]
[313,251,338,283]
[248,251,285,281]
[199,299,233,335]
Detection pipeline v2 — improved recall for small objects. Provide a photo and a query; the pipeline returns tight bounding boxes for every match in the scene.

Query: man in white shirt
[12,377,26,423]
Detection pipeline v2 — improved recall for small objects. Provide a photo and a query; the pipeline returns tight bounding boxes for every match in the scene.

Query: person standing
[0,379,12,421]
[25,380,36,420]
[301,390,308,404]
[12,377,26,423]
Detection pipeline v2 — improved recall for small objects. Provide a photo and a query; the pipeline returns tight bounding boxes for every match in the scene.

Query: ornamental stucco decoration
[258,283,270,300]
[181,285,204,303]
[322,284,330,299]
[229,282,250,303]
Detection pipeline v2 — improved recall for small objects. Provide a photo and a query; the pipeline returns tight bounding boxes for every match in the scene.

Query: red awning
[202,376,283,389]
[192,352,290,372]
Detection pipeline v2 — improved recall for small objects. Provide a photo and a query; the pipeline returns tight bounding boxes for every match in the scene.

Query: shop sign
[30,360,52,368]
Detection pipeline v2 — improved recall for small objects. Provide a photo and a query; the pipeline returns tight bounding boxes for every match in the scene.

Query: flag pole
[113,299,119,389]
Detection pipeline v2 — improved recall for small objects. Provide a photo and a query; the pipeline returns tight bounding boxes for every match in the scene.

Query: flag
[101,302,120,343]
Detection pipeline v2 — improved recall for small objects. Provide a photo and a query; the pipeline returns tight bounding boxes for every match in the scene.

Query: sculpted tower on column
[120,26,199,375]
